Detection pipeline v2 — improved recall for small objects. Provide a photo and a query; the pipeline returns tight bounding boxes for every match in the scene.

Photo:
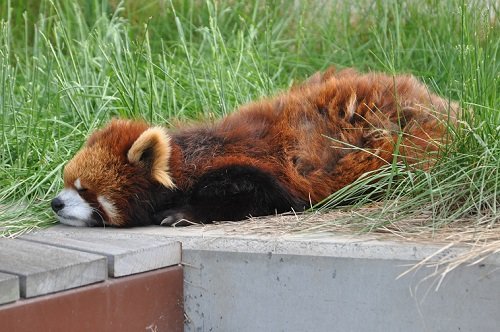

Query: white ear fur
[127,127,176,189]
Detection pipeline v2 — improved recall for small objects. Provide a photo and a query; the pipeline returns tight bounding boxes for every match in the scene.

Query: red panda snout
[52,172,122,227]
[51,187,99,226]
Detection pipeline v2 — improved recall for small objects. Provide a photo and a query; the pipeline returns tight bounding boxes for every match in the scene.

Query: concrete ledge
[110,224,500,264]
[32,224,500,331]
[114,225,500,332]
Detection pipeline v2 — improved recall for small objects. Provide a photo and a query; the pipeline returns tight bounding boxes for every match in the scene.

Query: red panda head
[51,119,176,227]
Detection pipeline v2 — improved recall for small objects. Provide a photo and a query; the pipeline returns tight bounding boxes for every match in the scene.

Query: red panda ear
[127,127,176,189]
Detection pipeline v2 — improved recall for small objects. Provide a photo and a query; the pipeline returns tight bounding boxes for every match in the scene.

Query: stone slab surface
[0,239,107,298]
[110,224,500,264]
[23,231,181,277]
[0,272,19,305]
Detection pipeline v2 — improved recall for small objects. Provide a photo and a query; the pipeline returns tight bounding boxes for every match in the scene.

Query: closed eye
[77,188,88,194]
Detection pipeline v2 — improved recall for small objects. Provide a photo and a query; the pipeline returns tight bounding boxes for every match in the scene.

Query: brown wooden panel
[0,265,183,332]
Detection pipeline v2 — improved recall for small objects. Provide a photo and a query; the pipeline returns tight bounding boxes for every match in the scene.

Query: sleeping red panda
[51,68,457,227]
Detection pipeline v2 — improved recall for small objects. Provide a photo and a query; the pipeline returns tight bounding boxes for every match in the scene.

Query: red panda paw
[154,209,196,227]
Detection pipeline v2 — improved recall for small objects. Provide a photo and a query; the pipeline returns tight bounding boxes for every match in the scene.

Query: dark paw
[153,209,195,226]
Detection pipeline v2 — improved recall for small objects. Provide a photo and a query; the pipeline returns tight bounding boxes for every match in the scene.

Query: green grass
[0,0,498,236]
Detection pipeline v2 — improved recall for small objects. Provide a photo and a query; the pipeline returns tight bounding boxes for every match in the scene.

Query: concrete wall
[37,225,500,331]
[117,226,500,332]
[183,250,499,332]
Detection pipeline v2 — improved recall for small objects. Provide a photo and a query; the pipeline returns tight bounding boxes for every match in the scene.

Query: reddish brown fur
[59,68,457,226]
[168,68,456,201]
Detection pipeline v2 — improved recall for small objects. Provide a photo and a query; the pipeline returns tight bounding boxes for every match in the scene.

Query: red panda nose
[51,197,65,212]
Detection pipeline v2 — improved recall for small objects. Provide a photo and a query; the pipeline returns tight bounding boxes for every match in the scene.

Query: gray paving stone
[0,239,107,298]
[0,272,19,304]
[22,230,181,277]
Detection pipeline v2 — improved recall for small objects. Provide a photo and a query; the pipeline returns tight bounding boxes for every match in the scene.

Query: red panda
[51,68,457,227]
